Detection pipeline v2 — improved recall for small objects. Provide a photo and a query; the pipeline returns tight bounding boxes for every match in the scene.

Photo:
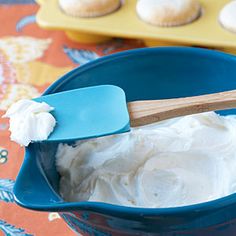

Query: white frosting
[3,99,56,146]
[56,112,236,208]
[219,1,236,33]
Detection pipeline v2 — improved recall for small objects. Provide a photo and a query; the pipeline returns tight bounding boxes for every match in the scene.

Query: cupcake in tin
[136,0,201,27]
[219,1,236,34]
[59,0,121,18]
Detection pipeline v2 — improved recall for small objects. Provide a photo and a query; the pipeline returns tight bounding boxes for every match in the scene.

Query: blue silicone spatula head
[34,85,130,142]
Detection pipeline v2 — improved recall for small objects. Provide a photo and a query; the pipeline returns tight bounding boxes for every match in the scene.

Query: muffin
[219,1,236,33]
[136,0,201,27]
[59,0,121,18]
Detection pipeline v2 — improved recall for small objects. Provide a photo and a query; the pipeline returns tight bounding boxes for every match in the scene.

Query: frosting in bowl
[56,112,236,208]
[3,99,56,146]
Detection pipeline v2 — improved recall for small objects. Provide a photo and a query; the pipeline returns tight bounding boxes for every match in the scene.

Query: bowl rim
[14,46,236,216]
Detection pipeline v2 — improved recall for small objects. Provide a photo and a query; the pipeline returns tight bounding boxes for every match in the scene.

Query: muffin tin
[36,0,236,53]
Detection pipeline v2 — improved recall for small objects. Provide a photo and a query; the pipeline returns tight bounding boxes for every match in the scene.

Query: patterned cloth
[0,1,144,235]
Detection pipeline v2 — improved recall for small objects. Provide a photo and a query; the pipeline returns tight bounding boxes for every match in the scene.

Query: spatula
[34,85,236,142]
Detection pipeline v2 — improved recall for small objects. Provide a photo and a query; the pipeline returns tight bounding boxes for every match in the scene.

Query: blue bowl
[13,47,236,235]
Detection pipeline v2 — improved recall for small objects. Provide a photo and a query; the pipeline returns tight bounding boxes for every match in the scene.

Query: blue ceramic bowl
[14,47,236,235]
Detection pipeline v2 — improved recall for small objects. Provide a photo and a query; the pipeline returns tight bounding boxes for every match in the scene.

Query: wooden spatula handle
[128,89,236,127]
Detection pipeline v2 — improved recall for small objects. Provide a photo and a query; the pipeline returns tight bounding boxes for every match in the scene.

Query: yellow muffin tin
[36,0,236,53]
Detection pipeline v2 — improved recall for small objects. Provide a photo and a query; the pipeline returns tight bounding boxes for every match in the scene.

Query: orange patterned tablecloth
[0,1,144,235]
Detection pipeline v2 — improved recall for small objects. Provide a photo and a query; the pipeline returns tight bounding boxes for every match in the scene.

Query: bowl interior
[14,47,236,210]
